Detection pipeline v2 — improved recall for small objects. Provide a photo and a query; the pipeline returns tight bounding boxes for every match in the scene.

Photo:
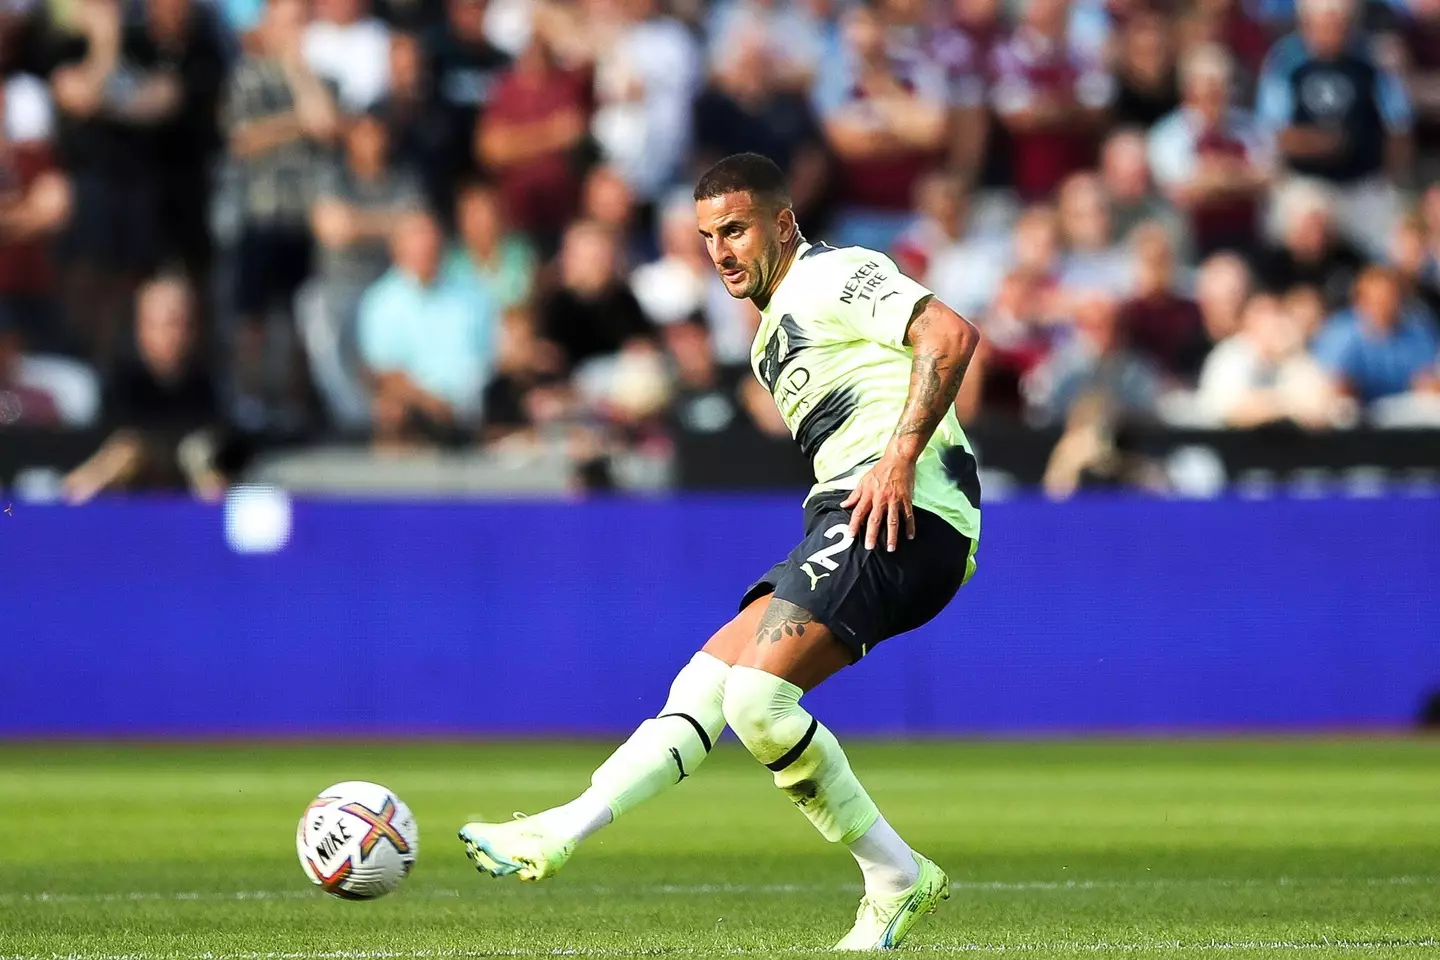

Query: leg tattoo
[756,599,817,646]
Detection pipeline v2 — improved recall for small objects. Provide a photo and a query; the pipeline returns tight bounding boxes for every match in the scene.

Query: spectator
[665,314,745,437]
[1256,0,1412,256]
[931,199,1053,323]
[874,0,932,61]
[1118,222,1207,379]
[223,0,339,421]
[446,179,537,312]
[969,267,1052,413]
[539,219,653,376]
[588,0,701,204]
[1195,251,1253,344]
[0,315,61,426]
[1056,171,1131,296]
[705,0,830,93]
[311,111,425,292]
[990,0,1114,202]
[929,0,1001,182]
[1111,9,1180,130]
[1251,178,1365,309]
[62,276,224,501]
[580,164,642,261]
[1284,282,1327,343]
[1101,128,1191,261]
[819,1,947,251]
[1012,201,1063,282]
[1024,289,1162,424]
[1197,291,1349,427]
[1389,211,1440,319]
[1177,0,1272,95]
[1063,0,1114,66]
[426,0,512,187]
[0,79,72,355]
[1041,389,1171,500]
[303,0,391,112]
[1149,44,1273,260]
[892,170,965,281]
[1391,0,1440,182]
[690,27,828,223]
[359,210,497,447]
[1313,264,1440,403]
[299,109,425,427]
[630,193,753,367]
[126,0,231,293]
[1423,181,1440,264]
[476,24,590,252]
[49,0,177,369]
[378,33,454,224]
[479,305,568,446]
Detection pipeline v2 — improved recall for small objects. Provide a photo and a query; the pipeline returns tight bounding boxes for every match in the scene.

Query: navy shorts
[739,492,973,661]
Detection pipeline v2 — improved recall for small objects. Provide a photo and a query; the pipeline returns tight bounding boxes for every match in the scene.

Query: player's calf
[723,649,945,949]
[462,649,731,882]
[722,664,879,845]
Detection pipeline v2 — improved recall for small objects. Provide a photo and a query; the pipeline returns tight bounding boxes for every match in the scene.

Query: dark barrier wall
[2,496,1437,736]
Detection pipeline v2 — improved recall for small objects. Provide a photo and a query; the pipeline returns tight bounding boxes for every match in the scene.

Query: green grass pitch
[2,740,1438,959]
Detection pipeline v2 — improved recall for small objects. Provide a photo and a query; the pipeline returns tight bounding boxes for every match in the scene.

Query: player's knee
[660,652,730,734]
[722,666,805,762]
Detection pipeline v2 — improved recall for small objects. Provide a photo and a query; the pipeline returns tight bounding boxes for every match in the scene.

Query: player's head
[693,153,798,301]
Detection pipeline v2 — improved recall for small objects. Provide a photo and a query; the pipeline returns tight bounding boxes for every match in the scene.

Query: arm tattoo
[755,598,818,646]
[891,300,976,453]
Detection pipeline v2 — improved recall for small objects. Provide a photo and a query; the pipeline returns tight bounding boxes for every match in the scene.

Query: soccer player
[459,153,982,950]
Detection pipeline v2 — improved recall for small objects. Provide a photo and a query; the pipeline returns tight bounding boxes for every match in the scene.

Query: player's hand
[842,453,917,553]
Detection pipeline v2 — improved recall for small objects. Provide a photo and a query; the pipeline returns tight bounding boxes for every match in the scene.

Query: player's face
[696,192,794,301]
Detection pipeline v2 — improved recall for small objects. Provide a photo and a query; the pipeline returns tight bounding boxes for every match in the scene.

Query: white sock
[535,652,729,845]
[534,789,613,844]
[847,815,920,897]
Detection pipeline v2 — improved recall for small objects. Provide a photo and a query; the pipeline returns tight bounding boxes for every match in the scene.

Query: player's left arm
[844,295,980,552]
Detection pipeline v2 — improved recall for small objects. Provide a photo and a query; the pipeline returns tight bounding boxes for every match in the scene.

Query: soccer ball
[296,781,419,900]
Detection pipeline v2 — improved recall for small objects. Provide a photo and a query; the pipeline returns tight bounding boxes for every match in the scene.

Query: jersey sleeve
[827,250,935,348]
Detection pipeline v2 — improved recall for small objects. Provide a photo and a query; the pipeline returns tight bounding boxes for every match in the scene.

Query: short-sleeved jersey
[751,241,982,544]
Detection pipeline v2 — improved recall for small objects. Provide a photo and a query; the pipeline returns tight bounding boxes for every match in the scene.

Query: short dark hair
[693,153,791,209]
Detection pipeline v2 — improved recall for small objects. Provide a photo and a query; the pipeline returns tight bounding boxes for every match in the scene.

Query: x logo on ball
[341,797,411,856]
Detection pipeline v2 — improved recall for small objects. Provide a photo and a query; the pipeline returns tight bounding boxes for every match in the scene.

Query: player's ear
[776,207,798,243]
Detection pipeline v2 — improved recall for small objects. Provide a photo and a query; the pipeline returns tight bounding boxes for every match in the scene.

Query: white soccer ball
[296,781,419,900]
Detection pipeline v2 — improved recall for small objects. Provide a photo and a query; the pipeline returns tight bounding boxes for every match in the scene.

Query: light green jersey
[751,241,981,545]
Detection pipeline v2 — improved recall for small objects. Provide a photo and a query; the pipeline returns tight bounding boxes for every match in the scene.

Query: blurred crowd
[3,0,1440,496]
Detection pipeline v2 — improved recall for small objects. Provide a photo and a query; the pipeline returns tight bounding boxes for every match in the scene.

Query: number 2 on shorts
[800,524,854,590]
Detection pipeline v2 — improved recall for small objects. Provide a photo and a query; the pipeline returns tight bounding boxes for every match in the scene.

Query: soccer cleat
[832,853,950,951]
[458,815,575,882]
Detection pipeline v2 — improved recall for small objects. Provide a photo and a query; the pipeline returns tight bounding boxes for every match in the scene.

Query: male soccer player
[459,153,982,950]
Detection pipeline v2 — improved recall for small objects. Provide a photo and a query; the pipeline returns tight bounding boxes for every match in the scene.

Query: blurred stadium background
[2,0,1439,954]
[0,0,1436,734]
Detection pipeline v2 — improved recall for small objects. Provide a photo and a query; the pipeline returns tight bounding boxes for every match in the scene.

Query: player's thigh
[733,496,973,690]
[733,596,852,692]
[700,593,772,666]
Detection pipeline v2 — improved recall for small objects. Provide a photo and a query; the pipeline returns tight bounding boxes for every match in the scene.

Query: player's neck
[752,234,804,312]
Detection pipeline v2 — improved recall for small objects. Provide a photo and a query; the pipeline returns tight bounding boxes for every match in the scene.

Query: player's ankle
[858,855,920,898]
[538,792,613,845]
[847,817,920,896]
